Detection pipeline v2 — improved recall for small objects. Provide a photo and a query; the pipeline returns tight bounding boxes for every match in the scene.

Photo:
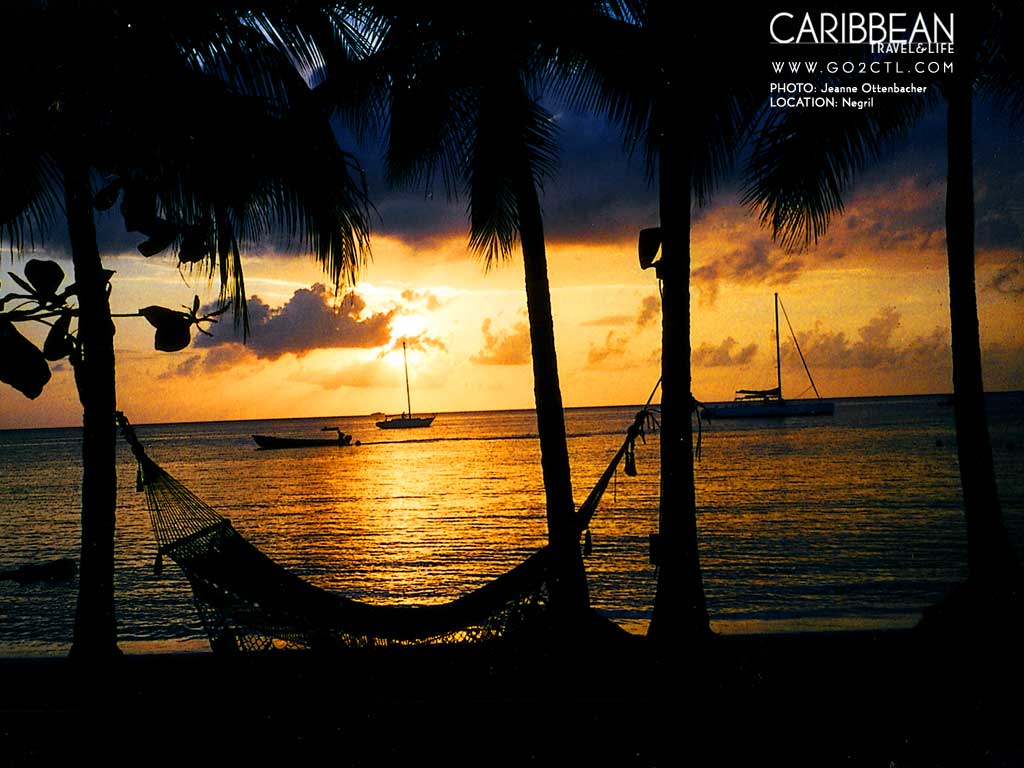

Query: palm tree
[744,5,1022,618]
[0,2,372,658]
[321,1,598,618]
[557,2,762,643]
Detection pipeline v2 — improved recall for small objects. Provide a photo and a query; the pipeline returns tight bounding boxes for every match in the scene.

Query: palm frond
[549,8,658,178]
[467,81,559,267]
[0,2,376,329]
[741,90,933,252]
[978,0,1024,121]
[551,2,762,199]
[0,134,62,255]
[384,51,473,201]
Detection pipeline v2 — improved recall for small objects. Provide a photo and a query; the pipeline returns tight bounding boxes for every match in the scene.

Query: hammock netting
[117,409,652,654]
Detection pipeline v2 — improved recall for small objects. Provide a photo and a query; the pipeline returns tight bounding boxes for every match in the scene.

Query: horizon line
[3,390,1022,433]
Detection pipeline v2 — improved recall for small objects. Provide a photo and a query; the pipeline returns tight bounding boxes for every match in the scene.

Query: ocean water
[1,394,1022,655]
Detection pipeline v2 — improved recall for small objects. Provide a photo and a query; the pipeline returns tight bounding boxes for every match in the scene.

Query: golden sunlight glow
[389,313,430,342]
[3,167,1022,430]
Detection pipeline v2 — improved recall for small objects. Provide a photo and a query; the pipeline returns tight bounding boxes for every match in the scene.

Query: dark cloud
[692,241,802,302]
[5,205,147,259]
[976,216,1023,250]
[637,295,660,327]
[378,333,448,357]
[470,319,531,365]
[843,107,947,194]
[335,99,658,248]
[981,342,1024,391]
[195,283,394,359]
[580,295,660,330]
[989,257,1024,295]
[536,105,658,244]
[973,113,1024,253]
[694,337,759,367]
[11,99,1018,267]
[586,331,629,368]
[163,346,252,379]
[162,355,201,380]
[787,308,948,372]
[374,196,467,247]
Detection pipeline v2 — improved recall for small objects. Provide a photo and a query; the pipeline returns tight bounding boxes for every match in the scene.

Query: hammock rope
[115,405,655,654]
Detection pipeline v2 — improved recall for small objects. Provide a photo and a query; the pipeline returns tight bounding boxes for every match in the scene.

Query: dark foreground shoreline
[2,628,1022,767]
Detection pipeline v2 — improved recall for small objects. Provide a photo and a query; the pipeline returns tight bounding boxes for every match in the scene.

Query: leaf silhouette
[24,259,65,298]
[137,219,179,257]
[178,229,208,264]
[42,312,74,361]
[153,322,192,352]
[0,318,51,398]
[139,305,192,352]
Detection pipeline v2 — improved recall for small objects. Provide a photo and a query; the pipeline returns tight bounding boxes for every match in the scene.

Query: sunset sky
[1,98,1022,429]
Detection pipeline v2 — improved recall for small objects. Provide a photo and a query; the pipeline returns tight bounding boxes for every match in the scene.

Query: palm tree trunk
[515,166,589,617]
[648,127,711,644]
[63,157,121,658]
[945,69,1018,585]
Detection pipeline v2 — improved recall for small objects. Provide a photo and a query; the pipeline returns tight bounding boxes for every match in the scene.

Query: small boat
[252,427,356,450]
[702,293,835,420]
[376,341,435,430]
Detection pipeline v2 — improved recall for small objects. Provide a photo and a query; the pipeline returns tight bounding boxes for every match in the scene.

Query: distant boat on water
[377,341,435,430]
[702,293,835,420]
[252,427,356,450]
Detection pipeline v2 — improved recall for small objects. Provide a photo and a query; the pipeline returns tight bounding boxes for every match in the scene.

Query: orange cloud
[787,308,948,374]
[400,288,446,311]
[470,319,531,365]
[196,284,394,360]
[694,337,759,367]
[586,331,629,368]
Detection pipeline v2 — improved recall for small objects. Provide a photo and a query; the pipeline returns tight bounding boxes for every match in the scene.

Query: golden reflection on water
[2,394,1023,651]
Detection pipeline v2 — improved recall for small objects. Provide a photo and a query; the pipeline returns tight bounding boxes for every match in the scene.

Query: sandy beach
[2,624,1021,767]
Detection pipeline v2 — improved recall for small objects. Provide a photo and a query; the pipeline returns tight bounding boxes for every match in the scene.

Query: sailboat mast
[403,341,412,416]
[774,292,782,397]
[777,295,823,400]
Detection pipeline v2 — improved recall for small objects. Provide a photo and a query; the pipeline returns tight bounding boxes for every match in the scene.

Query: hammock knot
[691,394,704,461]
[624,441,637,477]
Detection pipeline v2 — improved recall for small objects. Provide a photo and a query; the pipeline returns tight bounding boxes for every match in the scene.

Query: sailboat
[376,341,436,429]
[701,293,835,420]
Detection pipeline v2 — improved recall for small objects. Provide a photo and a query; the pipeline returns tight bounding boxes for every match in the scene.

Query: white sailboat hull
[702,399,835,420]
[375,415,436,429]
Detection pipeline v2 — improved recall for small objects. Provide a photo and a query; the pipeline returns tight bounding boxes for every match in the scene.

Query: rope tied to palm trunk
[113,400,658,653]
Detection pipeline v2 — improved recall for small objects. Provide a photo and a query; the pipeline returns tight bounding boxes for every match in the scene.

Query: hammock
[116,409,654,654]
